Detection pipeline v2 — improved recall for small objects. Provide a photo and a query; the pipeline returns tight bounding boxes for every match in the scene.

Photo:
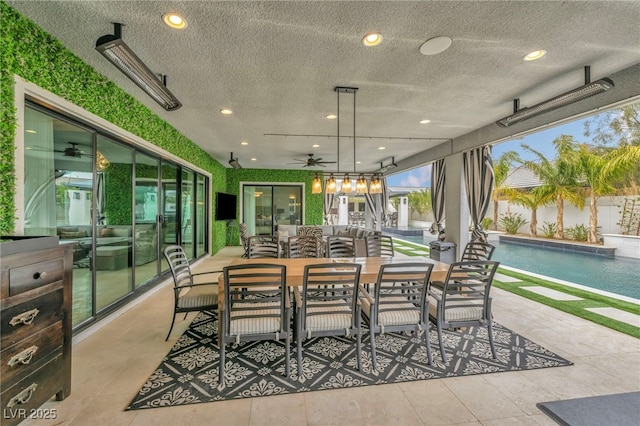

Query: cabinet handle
[33,271,48,279]
[9,308,40,326]
[6,383,38,408]
[7,346,38,367]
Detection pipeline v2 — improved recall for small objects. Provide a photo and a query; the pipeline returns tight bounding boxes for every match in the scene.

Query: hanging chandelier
[312,86,385,195]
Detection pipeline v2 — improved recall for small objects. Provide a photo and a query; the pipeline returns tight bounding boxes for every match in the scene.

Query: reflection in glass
[95,136,133,311]
[196,175,207,257]
[135,152,159,287]
[24,107,94,326]
[243,185,303,236]
[161,162,178,272]
[181,169,195,259]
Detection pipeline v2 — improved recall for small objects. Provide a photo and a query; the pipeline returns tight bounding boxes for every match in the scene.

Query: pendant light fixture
[326,174,337,194]
[370,174,382,194]
[356,174,368,193]
[335,86,359,194]
[312,173,322,194]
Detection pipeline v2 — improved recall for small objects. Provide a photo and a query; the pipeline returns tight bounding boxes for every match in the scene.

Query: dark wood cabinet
[1,237,72,426]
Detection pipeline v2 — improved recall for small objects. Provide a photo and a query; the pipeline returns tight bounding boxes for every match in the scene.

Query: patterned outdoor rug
[127,310,572,410]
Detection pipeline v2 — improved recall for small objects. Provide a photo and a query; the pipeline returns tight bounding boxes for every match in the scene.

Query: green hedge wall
[225,168,324,245]
[104,164,133,226]
[0,2,228,252]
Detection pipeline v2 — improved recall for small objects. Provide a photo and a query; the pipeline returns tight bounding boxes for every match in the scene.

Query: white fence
[486,195,635,236]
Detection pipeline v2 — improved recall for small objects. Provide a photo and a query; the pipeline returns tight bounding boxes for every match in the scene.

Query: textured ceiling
[8,1,640,172]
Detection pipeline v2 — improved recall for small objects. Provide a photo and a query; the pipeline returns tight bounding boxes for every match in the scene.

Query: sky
[387,114,595,188]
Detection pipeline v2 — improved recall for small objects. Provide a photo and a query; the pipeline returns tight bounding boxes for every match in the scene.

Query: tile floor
[25,247,640,426]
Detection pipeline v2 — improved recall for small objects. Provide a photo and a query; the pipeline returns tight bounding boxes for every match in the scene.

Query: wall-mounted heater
[96,23,182,111]
[496,66,613,128]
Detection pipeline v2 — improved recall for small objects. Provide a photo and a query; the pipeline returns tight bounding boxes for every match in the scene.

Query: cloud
[399,165,431,187]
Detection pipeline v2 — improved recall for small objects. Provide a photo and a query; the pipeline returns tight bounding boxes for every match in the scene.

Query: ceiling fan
[288,153,336,168]
[55,142,91,158]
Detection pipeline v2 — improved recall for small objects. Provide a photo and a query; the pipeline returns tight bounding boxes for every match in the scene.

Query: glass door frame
[239,182,306,235]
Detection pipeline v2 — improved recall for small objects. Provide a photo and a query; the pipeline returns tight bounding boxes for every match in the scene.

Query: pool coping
[499,235,616,257]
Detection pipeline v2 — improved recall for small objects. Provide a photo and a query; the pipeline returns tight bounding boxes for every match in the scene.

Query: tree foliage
[521,135,584,239]
[407,189,432,219]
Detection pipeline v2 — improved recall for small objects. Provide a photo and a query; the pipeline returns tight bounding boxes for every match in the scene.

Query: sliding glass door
[22,102,210,330]
[135,152,160,288]
[95,135,133,311]
[242,184,303,235]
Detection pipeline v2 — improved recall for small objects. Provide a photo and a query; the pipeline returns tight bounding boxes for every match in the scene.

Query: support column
[338,196,349,225]
[444,152,469,260]
[397,196,409,228]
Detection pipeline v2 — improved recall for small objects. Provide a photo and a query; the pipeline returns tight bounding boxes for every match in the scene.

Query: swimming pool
[392,234,640,300]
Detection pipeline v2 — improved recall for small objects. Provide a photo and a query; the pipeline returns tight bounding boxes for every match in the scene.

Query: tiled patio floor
[24,247,640,426]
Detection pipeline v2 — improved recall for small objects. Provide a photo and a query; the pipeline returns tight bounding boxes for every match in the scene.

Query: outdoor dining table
[217,256,450,291]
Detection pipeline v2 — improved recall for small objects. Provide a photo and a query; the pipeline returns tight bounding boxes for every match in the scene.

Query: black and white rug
[127,310,572,410]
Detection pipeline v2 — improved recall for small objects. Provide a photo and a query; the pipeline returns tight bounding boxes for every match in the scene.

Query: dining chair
[288,235,320,258]
[427,260,500,362]
[294,263,363,377]
[239,222,250,258]
[326,235,356,258]
[296,226,324,257]
[360,263,435,370]
[219,263,291,386]
[248,235,280,258]
[461,241,496,261]
[163,245,220,341]
[365,235,395,257]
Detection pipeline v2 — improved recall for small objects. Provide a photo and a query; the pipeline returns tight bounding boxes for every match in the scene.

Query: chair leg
[488,321,496,359]
[369,330,378,371]
[356,332,362,371]
[423,325,433,365]
[285,334,291,377]
[165,313,177,341]
[219,342,225,387]
[437,322,446,362]
[297,316,303,378]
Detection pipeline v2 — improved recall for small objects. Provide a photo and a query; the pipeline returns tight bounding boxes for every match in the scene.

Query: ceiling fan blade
[319,161,336,164]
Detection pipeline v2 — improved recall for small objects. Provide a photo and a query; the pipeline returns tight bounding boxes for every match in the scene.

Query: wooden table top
[220,256,450,286]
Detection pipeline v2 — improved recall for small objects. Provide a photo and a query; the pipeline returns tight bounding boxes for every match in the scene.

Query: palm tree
[491,151,520,230]
[522,135,584,239]
[507,189,548,236]
[575,144,640,243]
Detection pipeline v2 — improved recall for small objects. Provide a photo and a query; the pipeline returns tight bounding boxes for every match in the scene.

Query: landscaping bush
[499,212,528,234]
[540,221,557,238]
[566,224,589,241]
[481,217,493,231]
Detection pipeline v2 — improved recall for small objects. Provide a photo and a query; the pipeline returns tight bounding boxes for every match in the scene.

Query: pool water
[394,235,640,300]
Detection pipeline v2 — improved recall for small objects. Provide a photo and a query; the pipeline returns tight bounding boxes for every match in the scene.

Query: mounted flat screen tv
[215,192,237,221]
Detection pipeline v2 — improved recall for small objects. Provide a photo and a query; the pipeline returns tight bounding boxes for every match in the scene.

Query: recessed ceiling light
[378,146,386,150]
[240,141,249,145]
[220,108,233,115]
[326,114,337,120]
[523,50,547,61]
[362,32,383,47]
[356,161,361,164]
[312,144,320,148]
[251,158,257,161]
[419,36,452,56]
[25,129,37,133]
[419,119,431,124]
[163,13,187,29]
